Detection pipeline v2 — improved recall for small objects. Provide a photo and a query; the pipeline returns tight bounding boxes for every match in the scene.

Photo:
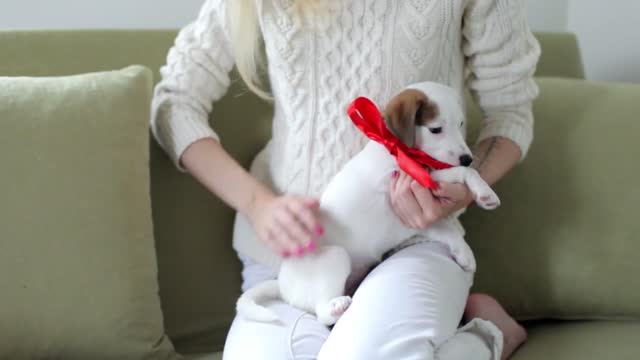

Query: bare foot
[464,293,527,360]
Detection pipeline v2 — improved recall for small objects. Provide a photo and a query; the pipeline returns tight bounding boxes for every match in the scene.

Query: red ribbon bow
[347,96,453,189]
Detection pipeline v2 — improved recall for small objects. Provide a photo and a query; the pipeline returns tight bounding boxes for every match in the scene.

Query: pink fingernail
[307,240,317,252]
[282,250,291,258]
[392,171,399,179]
[296,246,306,256]
[315,225,325,236]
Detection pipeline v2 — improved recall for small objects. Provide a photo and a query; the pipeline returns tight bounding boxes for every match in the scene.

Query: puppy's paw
[330,296,352,317]
[316,296,352,326]
[474,188,500,210]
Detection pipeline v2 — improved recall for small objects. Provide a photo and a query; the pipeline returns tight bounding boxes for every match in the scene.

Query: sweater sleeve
[462,0,541,160]
[151,0,235,171]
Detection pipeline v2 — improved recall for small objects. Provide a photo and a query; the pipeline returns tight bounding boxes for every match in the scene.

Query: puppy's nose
[459,154,473,167]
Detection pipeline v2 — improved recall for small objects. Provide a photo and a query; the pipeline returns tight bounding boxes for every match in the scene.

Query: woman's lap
[223,301,330,360]
[224,242,480,360]
[318,241,472,360]
[224,253,330,360]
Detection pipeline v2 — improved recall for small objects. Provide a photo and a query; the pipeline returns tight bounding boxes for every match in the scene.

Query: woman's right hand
[248,191,324,258]
[179,139,324,259]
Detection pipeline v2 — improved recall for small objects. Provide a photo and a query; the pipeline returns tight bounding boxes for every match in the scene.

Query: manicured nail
[296,246,306,256]
[282,250,291,258]
[392,170,399,179]
[305,199,320,208]
[315,225,325,236]
[307,240,317,252]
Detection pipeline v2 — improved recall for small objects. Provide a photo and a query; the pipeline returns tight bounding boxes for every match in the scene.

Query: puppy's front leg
[430,168,500,210]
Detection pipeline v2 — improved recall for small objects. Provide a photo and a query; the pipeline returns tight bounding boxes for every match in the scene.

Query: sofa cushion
[465,77,640,320]
[0,66,178,359]
[513,321,640,360]
[0,30,590,353]
[185,353,223,360]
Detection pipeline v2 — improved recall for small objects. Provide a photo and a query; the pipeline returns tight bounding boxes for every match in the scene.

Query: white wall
[0,0,203,29]
[567,0,640,83]
[525,0,639,83]
[526,0,569,32]
[2,0,638,83]
[3,0,571,32]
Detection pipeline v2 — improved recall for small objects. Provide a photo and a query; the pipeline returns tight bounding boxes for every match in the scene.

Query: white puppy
[236,82,500,326]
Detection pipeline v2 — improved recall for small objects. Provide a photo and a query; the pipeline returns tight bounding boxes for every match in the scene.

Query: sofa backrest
[0,29,585,354]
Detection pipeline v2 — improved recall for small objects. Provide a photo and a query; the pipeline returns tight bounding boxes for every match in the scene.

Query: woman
[151,0,540,359]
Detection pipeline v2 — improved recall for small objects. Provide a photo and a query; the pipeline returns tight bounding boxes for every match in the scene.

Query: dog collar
[347,96,453,190]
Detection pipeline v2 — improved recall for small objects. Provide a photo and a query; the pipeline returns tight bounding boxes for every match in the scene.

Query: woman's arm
[472,136,521,187]
[463,0,541,161]
[181,139,322,257]
[151,0,235,169]
[152,0,321,257]
[181,138,272,218]
[390,0,540,228]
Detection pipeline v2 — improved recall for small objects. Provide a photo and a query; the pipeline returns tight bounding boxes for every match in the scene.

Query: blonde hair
[229,0,326,99]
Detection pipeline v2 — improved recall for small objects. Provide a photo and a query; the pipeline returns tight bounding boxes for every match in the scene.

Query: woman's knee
[288,310,330,359]
[223,302,329,360]
[318,243,470,360]
[319,325,436,360]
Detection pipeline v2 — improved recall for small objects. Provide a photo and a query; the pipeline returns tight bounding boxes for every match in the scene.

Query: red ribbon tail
[397,150,439,190]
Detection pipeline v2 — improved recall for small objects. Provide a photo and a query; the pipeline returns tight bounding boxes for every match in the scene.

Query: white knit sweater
[151,0,541,269]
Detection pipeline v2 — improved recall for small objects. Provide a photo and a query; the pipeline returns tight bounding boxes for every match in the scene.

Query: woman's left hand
[389,170,473,229]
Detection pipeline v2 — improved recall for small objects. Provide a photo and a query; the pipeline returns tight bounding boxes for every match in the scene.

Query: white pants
[223,241,503,360]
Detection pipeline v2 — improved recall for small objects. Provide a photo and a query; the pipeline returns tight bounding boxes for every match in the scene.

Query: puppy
[236,82,500,326]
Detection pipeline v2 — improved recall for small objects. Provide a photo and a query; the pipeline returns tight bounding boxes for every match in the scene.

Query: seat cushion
[514,321,640,360]
[464,77,640,321]
[185,352,223,360]
[0,66,178,359]
[182,322,640,360]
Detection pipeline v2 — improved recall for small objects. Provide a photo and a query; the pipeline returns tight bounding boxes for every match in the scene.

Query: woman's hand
[248,191,324,258]
[180,139,324,259]
[389,170,473,229]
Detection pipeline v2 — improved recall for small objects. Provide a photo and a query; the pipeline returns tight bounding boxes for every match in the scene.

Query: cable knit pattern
[151,0,541,268]
[312,0,388,196]
[151,0,234,169]
[263,0,309,195]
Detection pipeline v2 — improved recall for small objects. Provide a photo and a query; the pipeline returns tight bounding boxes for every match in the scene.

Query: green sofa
[1,30,639,359]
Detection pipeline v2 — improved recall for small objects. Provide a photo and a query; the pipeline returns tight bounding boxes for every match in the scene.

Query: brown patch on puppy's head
[382,89,439,148]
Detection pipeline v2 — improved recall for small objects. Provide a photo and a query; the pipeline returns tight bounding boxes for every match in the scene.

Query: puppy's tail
[236,279,282,323]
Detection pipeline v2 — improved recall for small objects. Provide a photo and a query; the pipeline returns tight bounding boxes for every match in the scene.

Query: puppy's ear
[417,98,439,125]
[383,89,438,147]
[383,109,416,147]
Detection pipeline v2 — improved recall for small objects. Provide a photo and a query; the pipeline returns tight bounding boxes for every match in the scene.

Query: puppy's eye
[429,127,442,134]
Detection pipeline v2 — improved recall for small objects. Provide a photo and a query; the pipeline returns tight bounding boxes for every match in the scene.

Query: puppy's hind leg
[311,246,352,326]
[316,296,352,326]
